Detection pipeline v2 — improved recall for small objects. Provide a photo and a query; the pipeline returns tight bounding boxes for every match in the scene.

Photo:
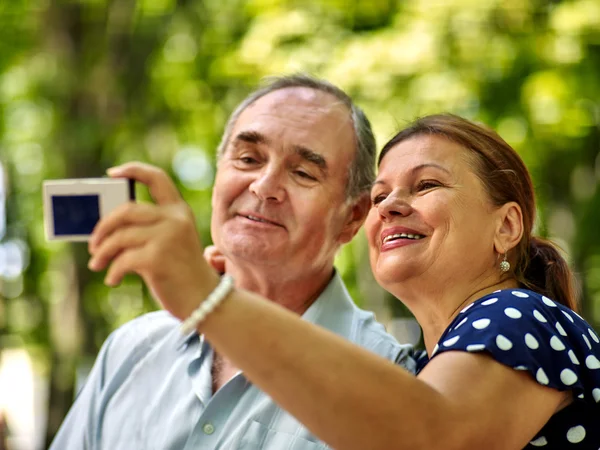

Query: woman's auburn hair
[379,113,579,312]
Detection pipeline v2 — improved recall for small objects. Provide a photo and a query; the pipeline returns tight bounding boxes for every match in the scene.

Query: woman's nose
[378,191,413,220]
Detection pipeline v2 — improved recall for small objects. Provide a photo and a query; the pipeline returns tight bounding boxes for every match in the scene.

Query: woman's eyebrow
[410,163,451,175]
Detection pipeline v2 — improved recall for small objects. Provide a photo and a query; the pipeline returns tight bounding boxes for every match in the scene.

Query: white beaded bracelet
[180,274,235,334]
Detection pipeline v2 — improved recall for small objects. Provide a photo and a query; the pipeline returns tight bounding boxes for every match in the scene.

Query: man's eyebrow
[233,130,270,146]
[293,146,327,171]
[372,163,451,187]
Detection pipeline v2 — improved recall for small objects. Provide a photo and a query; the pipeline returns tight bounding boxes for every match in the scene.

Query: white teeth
[382,233,424,243]
[247,215,271,224]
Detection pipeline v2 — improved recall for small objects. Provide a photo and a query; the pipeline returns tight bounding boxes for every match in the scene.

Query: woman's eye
[417,180,441,191]
[371,194,387,205]
[239,156,258,164]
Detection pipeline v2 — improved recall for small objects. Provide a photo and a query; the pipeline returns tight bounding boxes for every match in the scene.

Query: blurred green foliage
[0,0,599,444]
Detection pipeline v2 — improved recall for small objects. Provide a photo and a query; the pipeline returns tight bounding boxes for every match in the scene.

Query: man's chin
[225,244,286,267]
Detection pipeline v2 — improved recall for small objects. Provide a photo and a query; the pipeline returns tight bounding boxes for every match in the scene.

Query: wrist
[180,274,235,334]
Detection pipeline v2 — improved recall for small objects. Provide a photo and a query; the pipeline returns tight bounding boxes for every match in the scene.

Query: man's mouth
[240,214,282,227]
[382,233,425,244]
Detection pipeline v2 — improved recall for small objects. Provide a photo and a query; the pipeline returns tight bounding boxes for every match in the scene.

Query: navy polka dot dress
[414,288,600,449]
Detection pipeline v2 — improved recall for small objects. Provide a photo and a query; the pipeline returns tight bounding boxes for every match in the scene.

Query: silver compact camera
[43,178,135,242]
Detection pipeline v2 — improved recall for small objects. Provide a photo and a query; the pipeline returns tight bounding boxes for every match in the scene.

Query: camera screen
[52,194,100,236]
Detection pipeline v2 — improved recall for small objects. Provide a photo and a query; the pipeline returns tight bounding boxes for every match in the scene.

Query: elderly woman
[94,114,600,449]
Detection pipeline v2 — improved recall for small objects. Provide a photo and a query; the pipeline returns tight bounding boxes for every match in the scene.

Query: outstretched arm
[199,288,565,450]
[89,163,566,450]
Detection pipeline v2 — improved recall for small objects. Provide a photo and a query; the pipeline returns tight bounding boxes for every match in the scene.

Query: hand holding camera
[44,162,220,321]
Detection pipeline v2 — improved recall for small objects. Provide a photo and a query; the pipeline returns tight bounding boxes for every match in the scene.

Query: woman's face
[365,134,501,293]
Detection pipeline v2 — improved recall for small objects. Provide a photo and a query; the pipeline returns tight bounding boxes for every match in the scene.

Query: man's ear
[338,193,371,245]
[494,202,524,254]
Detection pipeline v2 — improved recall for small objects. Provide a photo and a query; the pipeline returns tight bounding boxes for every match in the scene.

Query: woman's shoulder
[432,288,600,399]
[464,288,590,332]
[443,287,599,357]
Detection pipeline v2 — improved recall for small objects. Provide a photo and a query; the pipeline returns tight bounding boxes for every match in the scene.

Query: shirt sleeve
[49,331,116,450]
[431,289,600,397]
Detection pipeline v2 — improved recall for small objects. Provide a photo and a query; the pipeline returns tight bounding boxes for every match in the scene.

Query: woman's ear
[338,193,370,245]
[494,202,524,254]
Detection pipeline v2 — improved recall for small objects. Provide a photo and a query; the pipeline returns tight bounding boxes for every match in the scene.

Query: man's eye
[239,157,258,164]
[295,170,317,181]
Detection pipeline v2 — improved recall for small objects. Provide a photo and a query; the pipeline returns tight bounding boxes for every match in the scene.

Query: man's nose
[378,190,413,220]
[249,168,286,202]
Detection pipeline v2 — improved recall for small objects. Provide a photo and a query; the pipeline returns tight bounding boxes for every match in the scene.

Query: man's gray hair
[216,74,376,199]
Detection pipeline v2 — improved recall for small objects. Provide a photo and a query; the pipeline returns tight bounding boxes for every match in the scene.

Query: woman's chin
[374,264,414,291]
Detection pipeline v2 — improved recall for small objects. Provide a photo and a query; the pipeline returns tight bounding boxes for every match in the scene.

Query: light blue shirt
[51,272,415,449]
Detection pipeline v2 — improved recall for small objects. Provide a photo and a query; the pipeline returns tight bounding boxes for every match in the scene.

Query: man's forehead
[244,87,350,119]
[224,86,357,171]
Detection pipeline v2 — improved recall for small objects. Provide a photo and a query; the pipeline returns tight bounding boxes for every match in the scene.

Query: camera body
[43,178,135,242]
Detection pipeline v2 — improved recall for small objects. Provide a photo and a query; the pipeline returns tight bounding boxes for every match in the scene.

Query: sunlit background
[0,0,599,448]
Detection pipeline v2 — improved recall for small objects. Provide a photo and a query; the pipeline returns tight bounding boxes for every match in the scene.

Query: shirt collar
[176,329,200,352]
[301,270,358,338]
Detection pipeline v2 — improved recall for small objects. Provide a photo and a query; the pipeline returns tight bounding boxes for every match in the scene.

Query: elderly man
[51,75,413,449]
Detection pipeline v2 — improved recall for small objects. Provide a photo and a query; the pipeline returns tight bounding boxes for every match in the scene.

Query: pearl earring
[500,253,510,273]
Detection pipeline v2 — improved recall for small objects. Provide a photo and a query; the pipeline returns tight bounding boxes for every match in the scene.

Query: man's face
[211,87,359,276]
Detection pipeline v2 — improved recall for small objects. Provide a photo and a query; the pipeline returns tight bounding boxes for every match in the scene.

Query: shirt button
[203,423,215,435]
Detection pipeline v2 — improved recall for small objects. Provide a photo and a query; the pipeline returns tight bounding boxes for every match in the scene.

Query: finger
[107,162,182,206]
[204,245,226,274]
[104,246,147,287]
[89,224,154,271]
[203,245,219,261]
[89,202,161,252]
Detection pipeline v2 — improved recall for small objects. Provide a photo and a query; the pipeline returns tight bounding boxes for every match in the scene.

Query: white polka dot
[555,322,567,337]
[529,436,547,446]
[583,335,592,350]
[466,344,485,352]
[550,336,566,351]
[541,296,556,307]
[562,310,575,323]
[588,328,600,344]
[514,365,528,371]
[566,425,586,443]
[504,307,522,319]
[568,350,580,365]
[533,309,547,323]
[472,318,491,330]
[592,388,600,403]
[496,334,513,351]
[536,368,549,385]
[460,303,474,313]
[577,393,584,399]
[585,355,600,369]
[512,291,529,298]
[560,368,578,386]
[481,297,498,306]
[431,344,439,356]
[525,333,539,350]
[454,317,468,330]
[443,336,460,347]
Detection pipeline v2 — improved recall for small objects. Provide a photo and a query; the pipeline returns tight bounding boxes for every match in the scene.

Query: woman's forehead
[380,135,471,171]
